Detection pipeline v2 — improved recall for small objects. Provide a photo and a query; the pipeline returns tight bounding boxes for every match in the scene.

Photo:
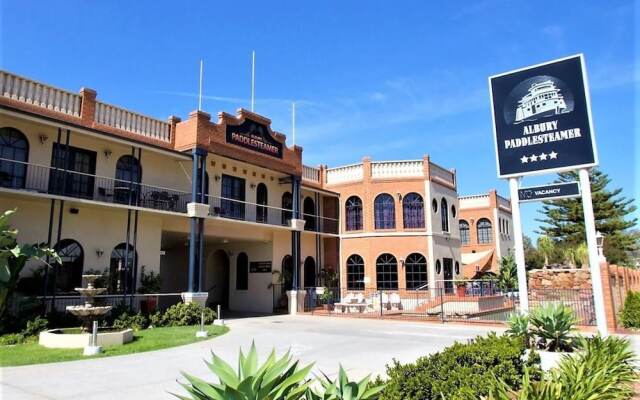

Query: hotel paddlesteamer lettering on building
[226,119,283,158]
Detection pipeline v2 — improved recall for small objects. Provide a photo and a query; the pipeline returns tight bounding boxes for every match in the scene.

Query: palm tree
[537,235,555,266]
[564,243,589,268]
[497,255,518,291]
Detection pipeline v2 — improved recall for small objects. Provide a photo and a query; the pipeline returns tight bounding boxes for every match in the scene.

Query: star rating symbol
[530,154,539,162]
[539,152,548,161]
[520,155,529,163]
[549,151,558,159]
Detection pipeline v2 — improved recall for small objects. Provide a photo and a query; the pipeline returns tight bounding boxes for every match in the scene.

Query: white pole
[292,102,296,146]
[198,60,203,111]
[579,168,608,336]
[251,50,255,112]
[508,177,529,312]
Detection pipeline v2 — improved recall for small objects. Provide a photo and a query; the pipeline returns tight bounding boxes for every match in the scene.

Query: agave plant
[529,303,578,352]
[505,313,531,348]
[306,365,385,400]
[176,342,314,400]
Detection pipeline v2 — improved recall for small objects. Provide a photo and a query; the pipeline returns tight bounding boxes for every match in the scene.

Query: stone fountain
[39,274,133,354]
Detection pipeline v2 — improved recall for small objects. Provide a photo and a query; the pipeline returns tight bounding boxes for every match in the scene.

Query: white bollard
[214,304,225,326]
[83,320,102,356]
[196,309,208,338]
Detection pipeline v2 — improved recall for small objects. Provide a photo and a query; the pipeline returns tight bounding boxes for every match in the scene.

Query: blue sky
[1,0,637,239]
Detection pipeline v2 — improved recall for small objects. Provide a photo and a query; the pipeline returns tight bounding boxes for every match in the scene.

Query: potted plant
[319,288,334,311]
[454,280,467,297]
[137,267,162,313]
[528,303,578,370]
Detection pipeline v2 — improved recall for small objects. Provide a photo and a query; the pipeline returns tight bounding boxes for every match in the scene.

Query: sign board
[489,54,598,178]
[249,261,272,273]
[226,119,283,158]
[518,181,580,203]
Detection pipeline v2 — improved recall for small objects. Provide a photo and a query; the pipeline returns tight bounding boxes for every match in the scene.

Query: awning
[462,249,494,278]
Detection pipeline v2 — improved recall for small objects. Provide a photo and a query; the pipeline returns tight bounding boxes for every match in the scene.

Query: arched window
[197,171,209,204]
[435,259,441,274]
[303,256,316,288]
[376,253,398,290]
[374,193,395,229]
[236,252,248,290]
[346,254,365,290]
[54,239,83,293]
[281,192,293,226]
[403,193,424,229]
[345,196,363,231]
[440,198,449,232]
[459,220,470,245]
[281,255,293,291]
[0,127,29,189]
[477,218,493,244]
[256,183,268,223]
[109,243,137,293]
[303,197,316,231]
[115,155,142,204]
[405,253,427,290]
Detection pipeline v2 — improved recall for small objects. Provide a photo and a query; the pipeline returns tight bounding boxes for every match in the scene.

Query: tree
[523,235,544,270]
[0,209,60,320]
[536,235,555,266]
[497,255,518,291]
[537,169,638,265]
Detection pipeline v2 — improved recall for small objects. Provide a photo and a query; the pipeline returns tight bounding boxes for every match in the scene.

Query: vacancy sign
[489,54,598,178]
[518,181,581,203]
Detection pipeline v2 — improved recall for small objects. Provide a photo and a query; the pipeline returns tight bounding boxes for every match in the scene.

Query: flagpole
[198,60,203,111]
[251,50,255,112]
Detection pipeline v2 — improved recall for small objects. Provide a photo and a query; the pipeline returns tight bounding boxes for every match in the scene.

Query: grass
[0,325,229,367]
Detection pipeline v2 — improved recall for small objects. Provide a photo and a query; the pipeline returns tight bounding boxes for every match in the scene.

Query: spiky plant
[505,313,531,348]
[176,342,314,400]
[529,303,577,352]
[306,365,385,400]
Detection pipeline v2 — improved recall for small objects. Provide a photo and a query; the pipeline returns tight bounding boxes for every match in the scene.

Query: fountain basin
[39,328,133,349]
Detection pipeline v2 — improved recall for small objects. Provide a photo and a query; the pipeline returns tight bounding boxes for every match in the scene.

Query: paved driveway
[1,315,637,400]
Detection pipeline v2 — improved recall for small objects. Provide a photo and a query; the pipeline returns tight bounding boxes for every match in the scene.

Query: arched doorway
[281,255,293,291]
[54,239,83,293]
[256,183,268,223]
[205,250,230,308]
[303,256,316,288]
[115,155,142,204]
[303,197,316,231]
[109,243,137,294]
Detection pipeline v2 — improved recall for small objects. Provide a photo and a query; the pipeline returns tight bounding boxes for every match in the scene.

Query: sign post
[489,54,607,335]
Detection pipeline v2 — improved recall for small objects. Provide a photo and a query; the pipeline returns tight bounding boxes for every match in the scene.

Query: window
[197,171,209,204]
[374,193,395,229]
[256,183,268,223]
[345,196,363,231]
[455,261,460,275]
[303,197,316,231]
[405,253,428,290]
[435,259,441,274]
[451,205,456,218]
[236,252,248,290]
[303,256,316,288]
[109,243,137,294]
[115,155,142,204]
[49,144,97,199]
[477,218,493,244]
[54,239,84,293]
[440,198,449,232]
[281,192,293,226]
[281,255,293,291]
[221,174,245,219]
[403,193,425,229]
[431,199,438,213]
[459,220,470,245]
[0,127,28,189]
[376,253,398,290]
[346,254,365,290]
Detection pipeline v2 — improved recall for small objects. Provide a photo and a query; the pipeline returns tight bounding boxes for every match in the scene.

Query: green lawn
[0,325,229,367]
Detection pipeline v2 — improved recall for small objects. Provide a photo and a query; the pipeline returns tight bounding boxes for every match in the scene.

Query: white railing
[429,162,455,186]
[371,160,423,179]
[459,194,491,209]
[0,70,81,117]
[326,163,364,185]
[302,165,320,182]
[95,102,171,142]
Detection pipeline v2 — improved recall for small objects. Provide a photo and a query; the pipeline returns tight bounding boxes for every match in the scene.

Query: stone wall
[528,268,592,290]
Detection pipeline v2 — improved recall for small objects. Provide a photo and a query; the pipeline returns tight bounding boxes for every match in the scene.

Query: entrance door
[206,250,230,308]
[443,258,453,293]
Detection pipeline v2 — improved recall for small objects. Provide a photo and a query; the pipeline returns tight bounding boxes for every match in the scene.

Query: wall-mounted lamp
[399,258,405,268]
[96,249,104,258]
[38,134,48,144]
[250,183,257,190]
[396,192,402,201]
[214,174,221,182]
[103,149,112,159]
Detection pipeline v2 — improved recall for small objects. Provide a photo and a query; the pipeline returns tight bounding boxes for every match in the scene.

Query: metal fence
[528,288,596,326]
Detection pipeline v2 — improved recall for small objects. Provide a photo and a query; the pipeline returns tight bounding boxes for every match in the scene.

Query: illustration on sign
[226,119,283,158]
[489,55,598,178]
[518,181,581,203]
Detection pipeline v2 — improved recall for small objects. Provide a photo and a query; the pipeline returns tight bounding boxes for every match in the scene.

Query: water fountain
[39,274,133,354]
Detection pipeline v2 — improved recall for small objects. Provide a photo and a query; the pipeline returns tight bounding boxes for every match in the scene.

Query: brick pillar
[599,261,618,331]
[422,154,431,179]
[79,87,96,124]
[168,115,181,148]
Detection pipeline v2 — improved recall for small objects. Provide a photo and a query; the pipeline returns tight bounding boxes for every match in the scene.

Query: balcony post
[197,151,207,292]
[291,175,301,290]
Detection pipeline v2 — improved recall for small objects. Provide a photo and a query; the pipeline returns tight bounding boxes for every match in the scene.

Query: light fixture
[596,231,604,257]
[103,149,112,158]
[399,258,405,268]
[396,192,402,201]
[96,249,104,258]
[214,174,221,182]
[250,183,256,189]
[38,134,48,144]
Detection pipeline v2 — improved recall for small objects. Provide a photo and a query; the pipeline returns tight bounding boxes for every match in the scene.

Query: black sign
[490,55,598,178]
[226,119,283,158]
[249,261,272,273]
[518,181,581,203]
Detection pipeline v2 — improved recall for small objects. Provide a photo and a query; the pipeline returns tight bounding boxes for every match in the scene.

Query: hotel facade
[1,70,491,314]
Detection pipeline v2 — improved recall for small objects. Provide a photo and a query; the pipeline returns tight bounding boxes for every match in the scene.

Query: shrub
[113,312,148,331]
[21,316,48,337]
[620,290,640,329]
[307,365,385,400]
[506,313,531,347]
[176,342,313,399]
[380,333,531,400]
[159,302,215,327]
[0,332,25,345]
[137,266,162,294]
[529,303,577,352]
